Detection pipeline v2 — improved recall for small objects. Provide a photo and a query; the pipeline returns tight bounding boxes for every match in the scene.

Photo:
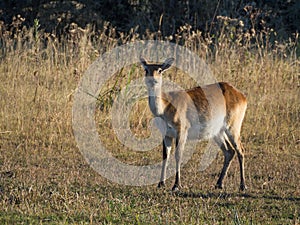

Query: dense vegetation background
[1,0,299,39]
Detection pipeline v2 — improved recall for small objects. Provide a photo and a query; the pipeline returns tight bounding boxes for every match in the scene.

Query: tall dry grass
[0,20,299,223]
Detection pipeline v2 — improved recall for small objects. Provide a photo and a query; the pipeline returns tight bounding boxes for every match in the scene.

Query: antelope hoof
[215,183,223,190]
[240,184,247,191]
[172,184,181,192]
[158,181,165,188]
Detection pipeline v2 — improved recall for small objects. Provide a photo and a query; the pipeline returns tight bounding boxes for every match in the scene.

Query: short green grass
[0,24,299,224]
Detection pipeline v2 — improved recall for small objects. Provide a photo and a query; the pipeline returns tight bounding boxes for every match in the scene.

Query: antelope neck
[147,85,164,117]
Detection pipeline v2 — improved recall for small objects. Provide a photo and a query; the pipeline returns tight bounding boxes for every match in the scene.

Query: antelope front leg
[172,131,187,192]
[158,136,172,188]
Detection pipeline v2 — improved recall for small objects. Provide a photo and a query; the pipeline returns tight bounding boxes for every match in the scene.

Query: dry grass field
[0,22,299,224]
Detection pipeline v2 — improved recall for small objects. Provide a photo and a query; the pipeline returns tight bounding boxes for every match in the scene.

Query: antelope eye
[157,68,162,74]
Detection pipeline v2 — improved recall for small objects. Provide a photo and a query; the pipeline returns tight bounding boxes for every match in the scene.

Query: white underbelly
[188,119,225,140]
[154,114,225,140]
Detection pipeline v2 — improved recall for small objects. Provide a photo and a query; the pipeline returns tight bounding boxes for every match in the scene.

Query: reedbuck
[140,57,247,192]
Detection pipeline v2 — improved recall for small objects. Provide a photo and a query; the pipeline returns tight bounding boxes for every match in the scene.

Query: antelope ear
[140,57,148,70]
[161,58,174,71]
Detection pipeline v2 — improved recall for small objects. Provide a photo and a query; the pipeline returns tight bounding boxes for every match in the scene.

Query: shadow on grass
[176,191,300,202]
